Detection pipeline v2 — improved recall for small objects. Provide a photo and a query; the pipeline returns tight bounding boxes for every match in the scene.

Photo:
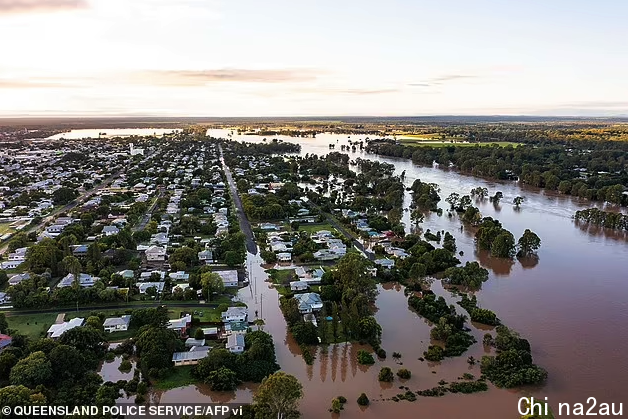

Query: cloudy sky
[1,0,627,116]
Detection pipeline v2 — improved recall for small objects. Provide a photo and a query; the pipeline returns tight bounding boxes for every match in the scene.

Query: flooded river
[140,129,628,417]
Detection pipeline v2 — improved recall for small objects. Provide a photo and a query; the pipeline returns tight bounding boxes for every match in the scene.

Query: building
[102,226,120,236]
[172,346,210,366]
[168,314,192,335]
[375,258,395,269]
[221,306,248,322]
[198,250,213,263]
[47,318,84,339]
[185,338,206,347]
[169,271,189,281]
[294,293,323,314]
[277,252,292,262]
[290,281,309,292]
[216,270,239,288]
[137,282,165,294]
[8,273,30,286]
[103,315,131,333]
[226,334,245,354]
[57,273,98,288]
[145,245,166,261]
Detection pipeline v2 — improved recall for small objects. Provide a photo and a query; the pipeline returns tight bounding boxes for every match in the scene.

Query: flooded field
[45,128,180,139]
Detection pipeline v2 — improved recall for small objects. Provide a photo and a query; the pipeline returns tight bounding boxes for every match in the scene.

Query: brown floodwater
[157,130,628,418]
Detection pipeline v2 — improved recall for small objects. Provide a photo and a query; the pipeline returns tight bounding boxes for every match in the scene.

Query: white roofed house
[293,292,323,314]
[137,282,165,294]
[57,273,98,288]
[198,250,213,263]
[277,252,292,262]
[103,315,131,333]
[290,281,309,292]
[221,306,248,323]
[8,273,30,286]
[217,270,239,288]
[102,225,120,236]
[145,245,166,262]
[226,334,245,354]
[47,318,84,339]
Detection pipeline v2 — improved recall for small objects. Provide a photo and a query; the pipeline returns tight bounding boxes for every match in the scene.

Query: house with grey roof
[294,292,323,314]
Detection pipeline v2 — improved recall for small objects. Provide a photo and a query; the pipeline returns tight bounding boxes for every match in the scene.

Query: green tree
[253,372,303,419]
[224,250,242,267]
[194,328,205,340]
[7,232,28,252]
[378,367,394,382]
[517,229,541,257]
[491,231,516,258]
[0,312,8,334]
[9,351,52,387]
[0,385,46,408]
[201,272,225,301]
[53,187,78,205]
[513,196,525,208]
[205,367,239,391]
[357,393,369,406]
[0,352,18,380]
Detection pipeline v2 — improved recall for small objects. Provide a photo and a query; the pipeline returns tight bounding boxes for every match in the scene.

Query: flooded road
[154,130,628,418]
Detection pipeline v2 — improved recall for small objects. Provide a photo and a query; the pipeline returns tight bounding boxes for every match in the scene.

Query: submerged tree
[517,229,541,257]
[253,372,303,419]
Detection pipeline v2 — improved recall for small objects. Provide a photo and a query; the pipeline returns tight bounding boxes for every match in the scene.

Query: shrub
[337,396,347,404]
[136,381,148,395]
[423,345,444,361]
[357,349,375,365]
[378,367,394,382]
[397,368,411,379]
[376,348,386,358]
[392,352,402,359]
[119,359,132,373]
[357,393,370,406]
[330,398,343,413]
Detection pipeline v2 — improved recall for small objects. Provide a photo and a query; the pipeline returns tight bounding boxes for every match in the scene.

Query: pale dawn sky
[0,0,627,116]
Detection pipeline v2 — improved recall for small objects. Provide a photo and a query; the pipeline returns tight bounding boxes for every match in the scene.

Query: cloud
[134,69,322,86]
[0,0,88,14]
[0,77,83,88]
[409,73,479,88]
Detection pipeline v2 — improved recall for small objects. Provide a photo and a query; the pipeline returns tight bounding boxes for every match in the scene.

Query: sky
[0,0,627,117]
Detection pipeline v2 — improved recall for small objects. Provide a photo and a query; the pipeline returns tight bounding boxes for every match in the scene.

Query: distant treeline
[366,139,628,206]
[574,208,628,231]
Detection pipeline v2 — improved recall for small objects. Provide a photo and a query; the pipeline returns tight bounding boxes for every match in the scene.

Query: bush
[392,352,402,359]
[105,351,116,361]
[194,328,205,340]
[330,398,343,413]
[135,394,145,404]
[337,396,347,404]
[136,381,148,395]
[376,348,386,358]
[357,393,370,406]
[357,349,375,365]
[119,359,132,373]
[397,368,411,379]
[378,367,394,382]
[423,345,444,361]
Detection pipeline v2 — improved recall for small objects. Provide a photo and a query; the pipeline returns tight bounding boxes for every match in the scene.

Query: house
[168,314,192,335]
[293,293,323,314]
[102,226,120,236]
[72,245,89,257]
[57,273,98,288]
[145,245,166,261]
[139,271,166,281]
[150,232,169,245]
[226,334,245,354]
[47,318,84,339]
[0,260,22,270]
[198,250,213,263]
[313,249,341,261]
[8,273,30,286]
[224,322,249,336]
[202,327,218,337]
[117,270,135,280]
[172,346,210,366]
[0,292,9,304]
[185,338,206,347]
[290,281,309,292]
[137,282,165,294]
[217,270,239,288]
[7,247,27,261]
[221,306,248,322]
[103,315,131,333]
[375,258,395,269]
[0,334,12,350]
[277,252,292,262]
[169,271,189,281]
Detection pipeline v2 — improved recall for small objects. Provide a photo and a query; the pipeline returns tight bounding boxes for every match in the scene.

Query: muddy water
[155,129,628,418]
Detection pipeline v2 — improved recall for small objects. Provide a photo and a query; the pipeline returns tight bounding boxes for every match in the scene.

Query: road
[218,145,258,255]
[133,188,163,232]
[0,168,125,255]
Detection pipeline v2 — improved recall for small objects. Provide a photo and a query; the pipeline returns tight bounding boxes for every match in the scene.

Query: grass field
[0,223,16,236]
[152,365,196,390]
[5,312,57,339]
